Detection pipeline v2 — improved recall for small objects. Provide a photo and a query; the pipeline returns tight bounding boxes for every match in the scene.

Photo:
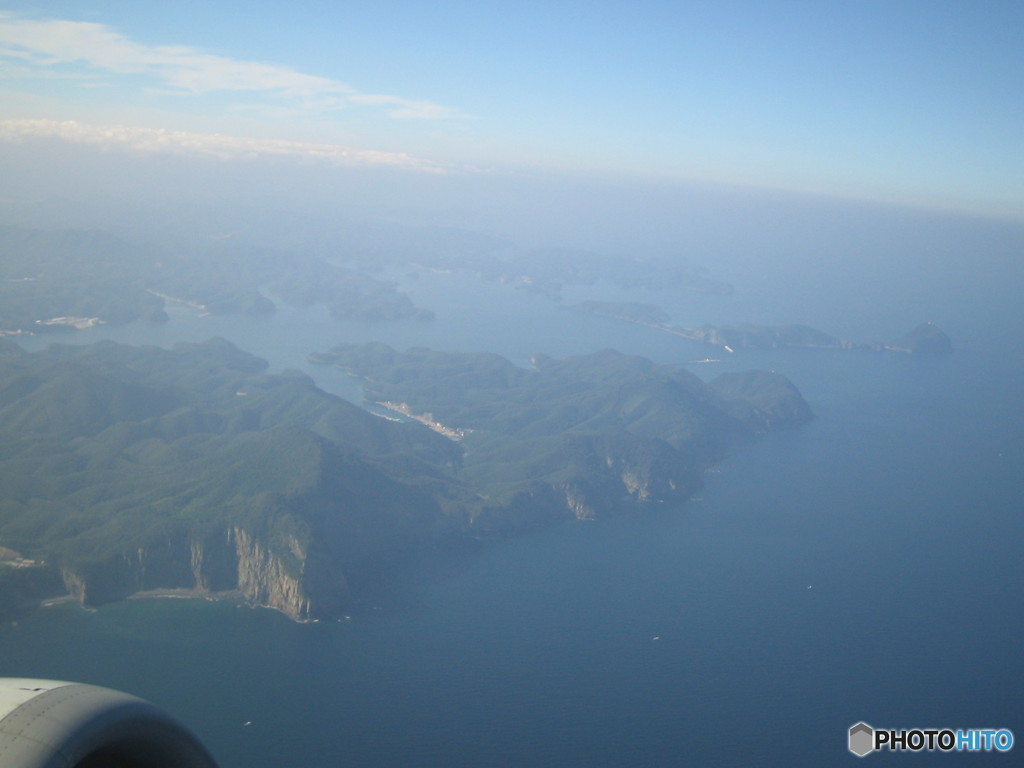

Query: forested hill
[314,344,813,523]
[0,338,461,621]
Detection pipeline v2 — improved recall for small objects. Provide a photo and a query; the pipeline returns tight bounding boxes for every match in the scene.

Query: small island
[880,323,953,355]
[566,301,671,326]
[674,322,952,355]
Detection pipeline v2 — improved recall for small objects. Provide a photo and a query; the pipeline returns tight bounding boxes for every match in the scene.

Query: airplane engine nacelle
[0,678,217,768]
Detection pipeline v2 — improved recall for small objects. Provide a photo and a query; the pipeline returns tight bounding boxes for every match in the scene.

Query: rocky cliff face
[59,525,347,622]
[230,527,320,621]
[558,452,699,520]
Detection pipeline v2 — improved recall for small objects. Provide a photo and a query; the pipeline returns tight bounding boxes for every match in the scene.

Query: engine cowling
[0,678,218,768]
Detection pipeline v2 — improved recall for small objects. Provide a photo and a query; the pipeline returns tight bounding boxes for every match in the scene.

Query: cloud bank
[0,118,451,172]
[0,14,465,120]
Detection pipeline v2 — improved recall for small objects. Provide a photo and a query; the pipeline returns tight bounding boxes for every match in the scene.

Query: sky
[1,1,1023,221]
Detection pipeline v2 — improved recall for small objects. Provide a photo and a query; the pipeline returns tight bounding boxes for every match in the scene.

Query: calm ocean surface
[2,248,1022,766]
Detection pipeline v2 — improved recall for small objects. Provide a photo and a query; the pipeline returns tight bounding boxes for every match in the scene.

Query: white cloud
[0,14,466,120]
[0,118,453,172]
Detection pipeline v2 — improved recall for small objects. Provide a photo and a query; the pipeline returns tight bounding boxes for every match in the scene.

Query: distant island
[0,225,432,336]
[0,224,749,338]
[672,322,952,355]
[880,323,954,355]
[568,302,952,356]
[326,222,735,300]
[567,301,671,326]
[0,338,811,622]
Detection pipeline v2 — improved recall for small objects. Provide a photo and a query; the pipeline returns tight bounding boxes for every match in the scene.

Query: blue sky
[1,1,1022,219]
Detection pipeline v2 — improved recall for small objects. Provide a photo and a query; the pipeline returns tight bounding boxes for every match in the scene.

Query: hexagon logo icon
[849,722,874,757]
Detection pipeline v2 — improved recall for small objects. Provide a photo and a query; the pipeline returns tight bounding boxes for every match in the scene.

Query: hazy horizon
[2,2,1023,224]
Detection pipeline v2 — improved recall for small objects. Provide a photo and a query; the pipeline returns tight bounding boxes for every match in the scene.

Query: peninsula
[568,302,952,355]
[1,338,811,622]
[311,343,813,521]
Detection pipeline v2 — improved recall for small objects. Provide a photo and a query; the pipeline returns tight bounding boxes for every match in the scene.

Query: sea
[1,212,1022,767]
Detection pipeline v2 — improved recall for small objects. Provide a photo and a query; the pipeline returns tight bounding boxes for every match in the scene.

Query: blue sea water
[2,237,1023,767]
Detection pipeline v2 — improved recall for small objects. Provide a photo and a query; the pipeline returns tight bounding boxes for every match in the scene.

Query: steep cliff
[54,525,340,621]
[227,527,318,620]
[45,426,445,620]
